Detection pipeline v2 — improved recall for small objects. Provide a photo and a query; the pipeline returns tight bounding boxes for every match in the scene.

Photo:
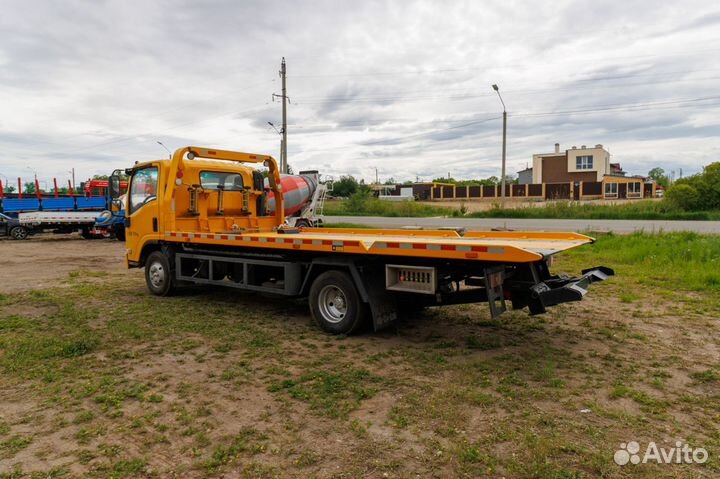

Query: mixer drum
[266,174,318,216]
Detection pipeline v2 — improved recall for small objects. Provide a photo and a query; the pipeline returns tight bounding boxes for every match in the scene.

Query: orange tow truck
[122,146,613,334]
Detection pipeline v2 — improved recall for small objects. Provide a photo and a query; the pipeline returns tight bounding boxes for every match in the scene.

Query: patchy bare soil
[0,237,718,478]
[0,235,138,293]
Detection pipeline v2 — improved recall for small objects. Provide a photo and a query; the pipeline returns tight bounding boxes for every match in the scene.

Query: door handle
[152,217,158,232]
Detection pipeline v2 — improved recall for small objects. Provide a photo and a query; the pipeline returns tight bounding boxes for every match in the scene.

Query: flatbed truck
[124,146,613,334]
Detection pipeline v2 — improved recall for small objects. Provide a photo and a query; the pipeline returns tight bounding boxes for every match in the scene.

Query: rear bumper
[529,266,614,311]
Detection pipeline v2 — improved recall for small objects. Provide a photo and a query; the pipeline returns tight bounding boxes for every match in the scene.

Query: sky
[0,0,719,188]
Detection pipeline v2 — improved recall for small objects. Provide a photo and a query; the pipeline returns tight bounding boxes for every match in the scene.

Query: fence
[384,180,655,201]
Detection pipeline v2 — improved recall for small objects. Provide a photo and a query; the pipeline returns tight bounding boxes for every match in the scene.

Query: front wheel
[114,225,126,241]
[309,270,367,334]
[145,251,176,296]
[10,226,29,240]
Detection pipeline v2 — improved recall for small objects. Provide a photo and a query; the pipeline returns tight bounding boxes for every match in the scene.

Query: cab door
[125,165,160,263]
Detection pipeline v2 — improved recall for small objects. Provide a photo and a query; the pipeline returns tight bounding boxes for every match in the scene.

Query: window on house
[576,155,594,170]
[604,183,618,196]
[628,182,641,194]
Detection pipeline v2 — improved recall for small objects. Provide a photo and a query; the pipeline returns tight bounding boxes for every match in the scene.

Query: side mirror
[108,172,121,200]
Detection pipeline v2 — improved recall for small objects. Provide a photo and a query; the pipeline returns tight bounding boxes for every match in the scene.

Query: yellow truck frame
[122,146,613,334]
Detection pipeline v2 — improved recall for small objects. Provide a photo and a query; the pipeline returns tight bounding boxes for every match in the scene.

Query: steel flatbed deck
[162,227,593,263]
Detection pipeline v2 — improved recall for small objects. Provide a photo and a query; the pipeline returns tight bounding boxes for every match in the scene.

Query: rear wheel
[145,251,176,296]
[10,226,28,240]
[309,270,367,334]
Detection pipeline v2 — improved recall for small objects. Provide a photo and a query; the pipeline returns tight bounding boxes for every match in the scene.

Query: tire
[145,251,176,296]
[309,270,367,334]
[295,219,311,228]
[10,226,29,240]
[114,226,126,242]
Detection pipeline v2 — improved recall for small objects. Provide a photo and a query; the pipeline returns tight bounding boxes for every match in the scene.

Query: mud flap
[363,275,398,331]
[484,266,507,319]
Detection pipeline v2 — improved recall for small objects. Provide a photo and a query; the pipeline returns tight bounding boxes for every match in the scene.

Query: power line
[45,104,270,158]
[291,74,720,105]
[360,116,502,146]
[288,95,720,154]
[511,96,720,118]
[288,44,720,79]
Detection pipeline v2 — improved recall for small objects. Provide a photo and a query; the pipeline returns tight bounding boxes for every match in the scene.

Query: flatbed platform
[163,227,593,263]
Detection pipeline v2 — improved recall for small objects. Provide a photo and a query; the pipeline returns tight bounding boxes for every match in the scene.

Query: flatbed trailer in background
[0,196,109,214]
[18,211,110,239]
[123,146,613,334]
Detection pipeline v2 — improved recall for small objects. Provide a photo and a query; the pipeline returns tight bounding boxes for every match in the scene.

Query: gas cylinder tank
[266,172,318,216]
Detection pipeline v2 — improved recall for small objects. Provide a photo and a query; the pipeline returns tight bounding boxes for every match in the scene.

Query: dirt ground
[0,235,718,478]
[0,235,139,293]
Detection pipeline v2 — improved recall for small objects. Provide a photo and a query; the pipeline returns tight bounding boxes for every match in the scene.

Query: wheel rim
[12,228,26,239]
[148,262,166,289]
[318,285,347,324]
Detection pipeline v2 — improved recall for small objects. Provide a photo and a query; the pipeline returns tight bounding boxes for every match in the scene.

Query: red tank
[266,174,318,216]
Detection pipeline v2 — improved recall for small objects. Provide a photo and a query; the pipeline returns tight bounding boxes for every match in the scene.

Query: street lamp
[25,166,37,181]
[156,141,171,159]
[492,84,507,207]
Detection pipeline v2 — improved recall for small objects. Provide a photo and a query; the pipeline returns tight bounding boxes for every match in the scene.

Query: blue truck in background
[0,170,126,240]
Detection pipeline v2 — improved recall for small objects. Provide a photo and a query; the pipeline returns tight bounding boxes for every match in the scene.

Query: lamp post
[157,141,172,159]
[492,84,507,207]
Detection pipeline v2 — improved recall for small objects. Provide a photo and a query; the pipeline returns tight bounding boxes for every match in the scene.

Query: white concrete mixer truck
[266,170,328,228]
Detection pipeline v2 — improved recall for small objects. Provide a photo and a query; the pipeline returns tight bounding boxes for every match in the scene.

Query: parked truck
[123,146,613,334]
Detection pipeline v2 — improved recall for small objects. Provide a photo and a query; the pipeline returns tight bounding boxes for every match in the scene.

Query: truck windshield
[200,171,244,191]
[129,167,158,213]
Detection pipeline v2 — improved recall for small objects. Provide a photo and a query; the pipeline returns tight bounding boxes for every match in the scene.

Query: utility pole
[281,57,288,174]
[375,167,379,184]
[272,58,289,174]
[492,84,507,207]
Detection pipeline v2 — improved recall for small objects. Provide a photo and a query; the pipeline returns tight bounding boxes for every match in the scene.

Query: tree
[666,184,700,210]
[331,176,360,197]
[667,162,720,210]
[4,185,15,193]
[648,167,669,188]
[433,177,457,184]
[23,182,36,195]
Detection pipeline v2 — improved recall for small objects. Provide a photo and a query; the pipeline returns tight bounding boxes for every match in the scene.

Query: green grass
[324,197,454,217]
[325,196,720,220]
[469,199,720,220]
[268,367,381,419]
[562,231,720,292]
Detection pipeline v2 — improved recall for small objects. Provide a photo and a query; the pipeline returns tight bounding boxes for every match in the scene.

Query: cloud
[0,0,718,186]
